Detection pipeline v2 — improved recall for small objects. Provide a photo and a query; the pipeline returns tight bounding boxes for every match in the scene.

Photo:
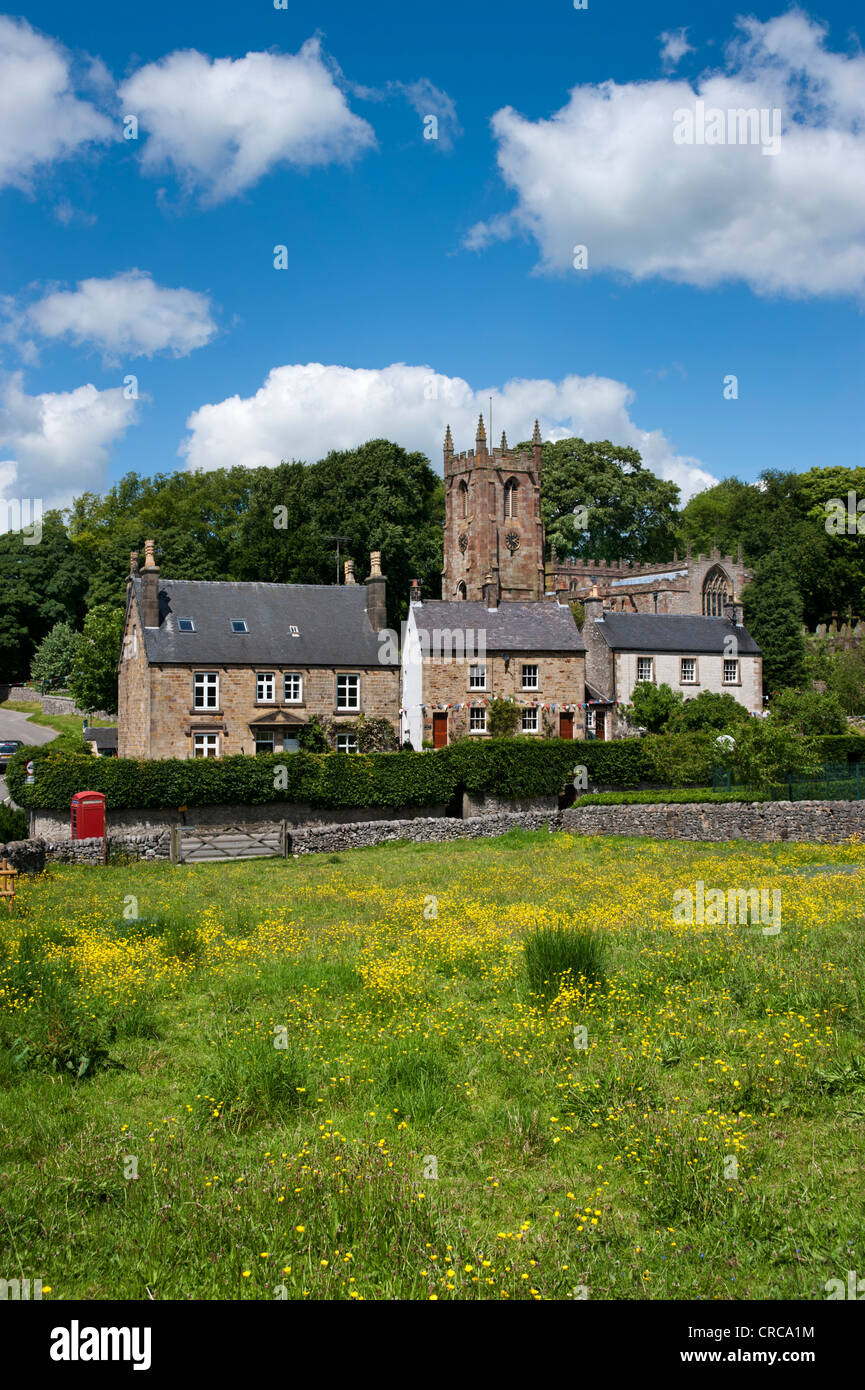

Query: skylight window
[289,625,300,637]
[231,619,248,633]
[178,618,195,633]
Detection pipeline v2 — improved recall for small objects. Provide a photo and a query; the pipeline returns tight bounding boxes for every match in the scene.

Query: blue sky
[1,0,863,519]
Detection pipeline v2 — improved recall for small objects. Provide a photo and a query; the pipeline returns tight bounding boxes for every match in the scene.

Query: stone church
[401,418,587,748]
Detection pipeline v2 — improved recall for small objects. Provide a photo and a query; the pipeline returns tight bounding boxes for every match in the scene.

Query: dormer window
[231,619,248,633]
[178,618,195,633]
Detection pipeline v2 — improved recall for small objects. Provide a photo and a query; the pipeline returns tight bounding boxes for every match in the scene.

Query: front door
[432,713,448,749]
[595,710,606,741]
[559,712,574,740]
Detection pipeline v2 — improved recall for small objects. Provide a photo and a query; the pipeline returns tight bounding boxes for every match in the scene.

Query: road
[0,707,59,803]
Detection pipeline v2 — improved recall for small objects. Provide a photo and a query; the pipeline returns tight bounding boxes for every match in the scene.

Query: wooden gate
[171,823,288,864]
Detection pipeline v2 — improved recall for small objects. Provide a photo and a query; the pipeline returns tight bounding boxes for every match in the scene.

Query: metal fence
[712,763,865,801]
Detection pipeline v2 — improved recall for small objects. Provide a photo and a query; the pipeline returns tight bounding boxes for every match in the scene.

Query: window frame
[680,657,697,685]
[469,707,487,734]
[636,656,654,684]
[335,732,359,755]
[192,732,219,759]
[723,658,740,685]
[193,671,219,710]
[283,672,303,704]
[256,671,276,704]
[254,731,275,756]
[521,707,539,734]
[336,673,361,712]
[521,663,539,691]
[468,663,487,691]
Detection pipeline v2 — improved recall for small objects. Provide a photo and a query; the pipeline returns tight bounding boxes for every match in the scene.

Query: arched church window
[702,566,730,617]
[456,582,467,600]
[459,480,468,519]
[504,479,518,519]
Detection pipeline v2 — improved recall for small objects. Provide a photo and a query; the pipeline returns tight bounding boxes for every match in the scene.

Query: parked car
[0,740,23,771]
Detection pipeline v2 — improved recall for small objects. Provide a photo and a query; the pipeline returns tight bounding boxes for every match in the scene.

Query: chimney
[365,550,387,632]
[410,578,423,606]
[482,570,499,611]
[725,593,744,626]
[344,558,356,585]
[140,538,160,628]
[584,583,604,624]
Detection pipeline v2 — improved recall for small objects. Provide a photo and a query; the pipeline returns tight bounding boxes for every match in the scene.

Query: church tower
[442,417,546,603]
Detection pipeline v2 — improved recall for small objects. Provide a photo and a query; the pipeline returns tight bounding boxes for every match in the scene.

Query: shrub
[641,732,716,787]
[769,686,847,736]
[487,698,521,738]
[671,691,752,733]
[0,803,28,841]
[524,925,606,1002]
[621,681,683,733]
[719,721,821,793]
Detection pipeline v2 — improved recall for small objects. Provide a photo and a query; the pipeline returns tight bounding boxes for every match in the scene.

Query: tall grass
[524,925,606,1001]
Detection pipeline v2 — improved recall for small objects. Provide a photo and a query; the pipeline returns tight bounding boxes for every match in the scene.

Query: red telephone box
[71,791,106,840]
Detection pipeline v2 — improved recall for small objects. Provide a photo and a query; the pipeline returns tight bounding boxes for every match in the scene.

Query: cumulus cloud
[26,270,218,362]
[0,16,114,191]
[180,362,716,501]
[659,28,694,70]
[119,37,376,202]
[0,374,138,516]
[467,9,865,297]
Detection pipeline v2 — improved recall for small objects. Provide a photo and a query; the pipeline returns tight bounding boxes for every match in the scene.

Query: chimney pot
[344,558,356,585]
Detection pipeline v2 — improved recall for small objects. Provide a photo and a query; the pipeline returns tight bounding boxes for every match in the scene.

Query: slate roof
[131,577,394,666]
[411,600,584,652]
[83,726,118,749]
[594,612,761,654]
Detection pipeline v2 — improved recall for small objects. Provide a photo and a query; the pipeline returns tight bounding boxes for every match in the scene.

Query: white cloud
[119,37,376,202]
[180,362,716,502]
[0,16,113,191]
[392,79,462,150]
[27,270,218,361]
[0,374,138,515]
[468,9,865,297]
[659,28,694,70]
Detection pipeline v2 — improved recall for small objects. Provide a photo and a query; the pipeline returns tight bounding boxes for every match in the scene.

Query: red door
[595,710,606,741]
[559,712,574,740]
[432,713,448,749]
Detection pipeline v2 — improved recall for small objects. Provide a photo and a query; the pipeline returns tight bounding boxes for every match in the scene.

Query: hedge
[9,729,804,814]
[573,788,769,807]
[6,739,584,813]
[818,735,865,763]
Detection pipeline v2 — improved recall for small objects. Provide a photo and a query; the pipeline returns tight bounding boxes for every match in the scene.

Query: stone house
[581,588,763,739]
[400,583,586,748]
[118,541,399,759]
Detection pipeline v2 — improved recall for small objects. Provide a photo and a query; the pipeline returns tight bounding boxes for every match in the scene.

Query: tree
[530,437,680,563]
[621,681,683,733]
[0,511,88,678]
[769,686,846,736]
[721,721,821,793]
[68,606,125,713]
[31,622,79,692]
[742,554,805,694]
[672,691,752,734]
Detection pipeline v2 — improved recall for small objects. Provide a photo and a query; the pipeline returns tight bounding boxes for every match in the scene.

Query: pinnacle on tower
[476,412,487,447]
[532,419,542,446]
[444,424,453,452]
[500,429,508,451]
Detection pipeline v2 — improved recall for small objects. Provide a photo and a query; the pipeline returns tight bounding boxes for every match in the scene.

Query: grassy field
[1,829,863,1302]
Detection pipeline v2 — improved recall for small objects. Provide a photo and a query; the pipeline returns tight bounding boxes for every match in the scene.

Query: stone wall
[0,686,112,719]
[561,799,865,842]
[32,799,450,841]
